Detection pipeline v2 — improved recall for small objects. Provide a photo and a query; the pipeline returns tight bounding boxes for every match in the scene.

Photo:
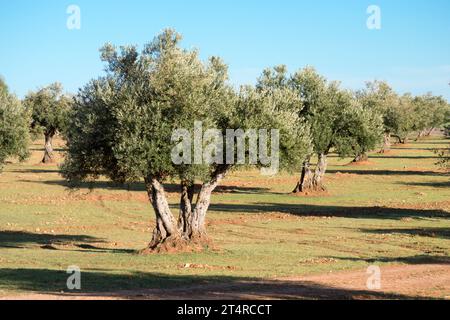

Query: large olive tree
[0,78,30,171]
[24,83,71,163]
[62,30,311,252]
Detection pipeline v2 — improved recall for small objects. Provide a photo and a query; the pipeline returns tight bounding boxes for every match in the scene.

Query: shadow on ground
[361,227,450,240]
[16,175,270,195]
[0,231,102,249]
[209,203,449,220]
[327,169,448,177]
[0,230,137,254]
[0,268,424,299]
[398,181,450,188]
[329,255,450,266]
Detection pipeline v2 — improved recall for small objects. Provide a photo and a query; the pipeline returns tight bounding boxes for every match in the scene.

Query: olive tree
[357,81,400,153]
[24,83,71,163]
[62,30,311,252]
[412,94,449,139]
[259,66,382,193]
[0,78,30,171]
[388,93,416,144]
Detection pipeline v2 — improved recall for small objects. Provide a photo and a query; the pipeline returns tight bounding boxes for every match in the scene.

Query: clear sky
[1,0,449,100]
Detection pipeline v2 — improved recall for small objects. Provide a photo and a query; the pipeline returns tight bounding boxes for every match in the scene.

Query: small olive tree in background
[62,30,311,252]
[24,83,72,163]
[412,94,449,139]
[0,78,30,171]
[357,81,400,153]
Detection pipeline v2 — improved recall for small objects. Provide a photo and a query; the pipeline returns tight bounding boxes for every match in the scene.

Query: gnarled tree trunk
[42,130,56,163]
[293,154,327,193]
[144,177,181,251]
[311,153,327,191]
[178,180,195,235]
[292,159,313,193]
[143,166,229,252]
[379,133,391,153]
[188,166,228,241]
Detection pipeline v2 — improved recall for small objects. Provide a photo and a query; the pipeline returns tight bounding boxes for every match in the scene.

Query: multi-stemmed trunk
[292,159,313,193]
[293,153,328,193]
[42,130,56,163]
[379,132,391,153]
[144,165,229,252]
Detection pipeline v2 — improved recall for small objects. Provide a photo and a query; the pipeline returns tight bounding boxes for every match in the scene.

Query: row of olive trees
[1,29,449,251]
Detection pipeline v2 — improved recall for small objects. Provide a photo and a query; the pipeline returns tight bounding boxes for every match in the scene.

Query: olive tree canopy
[62,30,311,252]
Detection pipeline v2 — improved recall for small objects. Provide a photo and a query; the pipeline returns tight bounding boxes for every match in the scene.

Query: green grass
[0,137,449,295]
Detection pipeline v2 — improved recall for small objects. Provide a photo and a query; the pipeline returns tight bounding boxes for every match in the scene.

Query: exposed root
[139,235,212,255]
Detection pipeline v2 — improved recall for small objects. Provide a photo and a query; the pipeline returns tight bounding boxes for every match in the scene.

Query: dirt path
[2,264,449,300]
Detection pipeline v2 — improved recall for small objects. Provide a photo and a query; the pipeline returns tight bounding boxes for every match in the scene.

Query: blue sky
[1,0,449,100]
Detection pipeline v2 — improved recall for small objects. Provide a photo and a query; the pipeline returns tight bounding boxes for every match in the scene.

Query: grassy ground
[0,136,449,297]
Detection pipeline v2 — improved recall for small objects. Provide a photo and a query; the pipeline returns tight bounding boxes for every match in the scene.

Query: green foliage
[0,81,30,170]
[0,77,8,95]
[24,83,72,138]
[412,94,449,133]
[259,66,381,159]
[62,29,311,186]
[358,81,450,142]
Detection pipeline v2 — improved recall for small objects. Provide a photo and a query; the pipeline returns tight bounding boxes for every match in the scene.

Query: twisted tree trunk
[293,154,327,193]
[188,166,228,241]
[311,153,327,191]
[42,129,56,163]
[178,180,195,235]
[292,159,313,193]
[144,177,181,251]
[143,166,229,252]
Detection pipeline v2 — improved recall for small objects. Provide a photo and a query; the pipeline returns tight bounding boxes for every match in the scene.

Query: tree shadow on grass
[327,169,448,177]
[360,227,450,240]
[0,268,425,299]
[412,141,449,145]
[0,231,135,254]
[209,203,449,220]
[329,255,450,266]
[10,169,60,174]
[0,231,102,249]
[18,179,270,195]
[398,181,450,188]
[371,156,440,160]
